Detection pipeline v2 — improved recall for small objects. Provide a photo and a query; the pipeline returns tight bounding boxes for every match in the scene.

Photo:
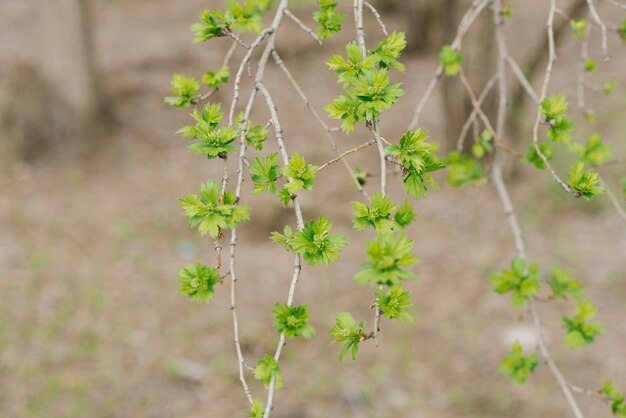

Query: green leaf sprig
[498,341,539,385]
[489,257,540,308]
[330,312,366,360]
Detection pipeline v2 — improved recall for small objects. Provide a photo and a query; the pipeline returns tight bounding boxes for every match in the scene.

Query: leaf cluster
[177,262,221,302]
[601,380,626,417]
[498,341,539,385]
[541,94,573,144]
[272,303,315,339]
[330,312,366,360]
[567,161,604,200]
[524,142,554,170]
[546,267,583,300]
[177,103,238,159]
[472,130,494,158]
[354,232,418,287]
[574,133,612,166]
[165,74,201,108]
[325,34,406,132]
[438,45,464,76]
[313,0,345,40]
[202,66,230,89]
[444,150,484,188]
[385,130,444,199]
[562,299,604,348]
[271,215,347,265]
[375,286,414,321]
[490,257,540,308]
[179,179,251,238]
[254,354,282,389]
[191,1,273,43]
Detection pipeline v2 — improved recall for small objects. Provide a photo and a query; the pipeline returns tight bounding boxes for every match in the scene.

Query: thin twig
[317,139,375,171]
[408,0,490,130]
[364,1,388,36]
[599,176,626,223]
[586,0,610,61]
[506,56,539,104]
[456,74,498,151]
[492,3,585,417]
[284,9,322,45]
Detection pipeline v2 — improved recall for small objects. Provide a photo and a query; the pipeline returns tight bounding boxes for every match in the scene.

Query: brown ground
[1,1,626,417]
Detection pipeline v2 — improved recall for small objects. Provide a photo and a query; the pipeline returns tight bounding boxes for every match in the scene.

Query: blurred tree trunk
[41,0,102,120]
[1,0,109,161]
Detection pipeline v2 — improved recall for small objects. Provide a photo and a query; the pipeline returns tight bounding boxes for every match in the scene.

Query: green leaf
[245,124,268,151]
[524,143,554,170]
[165,73,201,108]
[326,41,377,86]
[351,192,397,231]
[351,68,404,121]
[600,380,626,416]
[489,257,540,308]
[385,130,444,199]
[330,312,366,360]
[375,286,414,321]
[191,9,229,43]
[281,153,318,194]
[563,299,604,348]
[177,262,221,302]
[369,31,407,72]
[250,153,279,195]
[438,45,464,76]
[472,130,494,158]
[177,103,238,159]
[249,399,264,418]
[353,166,369,187]
[498,341,538,385]
[444,151,484,187]
[272,303,315,339]
[575,133,612,166]
[313,0,345,40]
[355,231,418,287]
[179,179,251,238]
[584,58,597,72]
[567,162,604,200]
[202,65,230,89]
[394,199,417,228]
[277,187,293,207]
[541,94,573,144]
[254,354,282,389]
[604,79,617,95]
[547,267,584,300]
[325,92,362,133]
[289,215,347,265]
[570,19,588,38]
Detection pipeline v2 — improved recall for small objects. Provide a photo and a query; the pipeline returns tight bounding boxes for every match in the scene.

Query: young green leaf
[575,133,612,166]
[571,19,588,38]
[165,73,201,108]
[313,0,345,40]
[326,41,378,86]
[177,262,221,302]
[444,151,484,187]
[600,380,626,417]
[254,354,283,389]
[325,91,363,133]
[249,399,264,418]
[524,143,554,170]
[369,31,407,72]
[354,232,418,287]
[472,130,494,158]
[546,267,584,300]
[563,299,604,348]
[394,199,417,228]
[375,286,414,322]
[202,65,230,89]
[351,68,405,121]
[351,192,397,231]
[385,130,444,199]
[250,153,279,195]
[438,45,464,76]
[177,103,238,159]
[541,94,573,144]
[281,153,318,194]
[604,79,617,95]
[289,215,347,265]
[567,162,604,200]
[272,303,315,339]
[489,257,540,308]
[245,124,268,151]
[330,312,366,360]
[498,341,539,385]
[179,179,251,238]
[584,58,597,72]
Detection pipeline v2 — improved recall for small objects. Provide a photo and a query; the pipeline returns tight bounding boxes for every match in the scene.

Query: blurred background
[1,0,625,417]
